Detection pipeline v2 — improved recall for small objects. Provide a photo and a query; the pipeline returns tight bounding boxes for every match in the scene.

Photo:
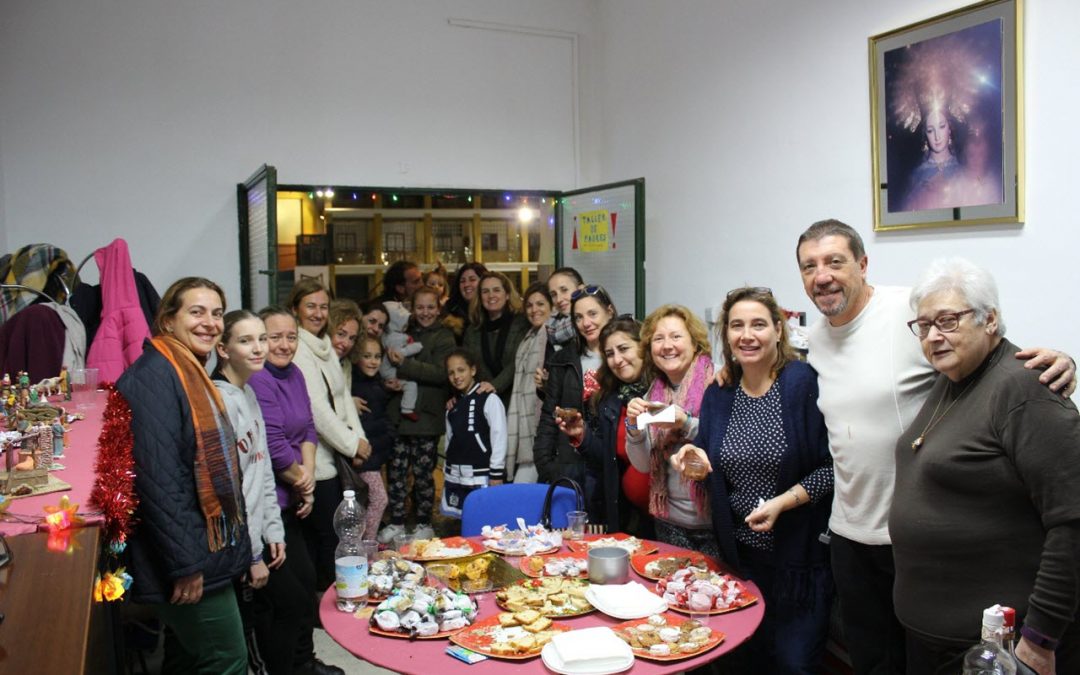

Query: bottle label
[335,555,369,598]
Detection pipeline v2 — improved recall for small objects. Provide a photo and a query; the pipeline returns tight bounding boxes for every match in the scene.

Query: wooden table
[320,539,764,674]
[0,392,113,673]
[0,526,111,673]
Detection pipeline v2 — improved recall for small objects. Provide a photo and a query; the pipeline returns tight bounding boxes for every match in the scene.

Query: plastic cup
[683,453,709,481]
[687,607,713,631]
[425,563,455,589]
[567,510,588,540]
[71,368,100,409]
[393,532,416,556]
[361,539,380,561]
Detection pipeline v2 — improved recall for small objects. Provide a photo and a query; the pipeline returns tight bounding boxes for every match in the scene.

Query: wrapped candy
[687,592,713,612]
[414,620,440,637]
[440,616,470,632]
[374,611,402,631]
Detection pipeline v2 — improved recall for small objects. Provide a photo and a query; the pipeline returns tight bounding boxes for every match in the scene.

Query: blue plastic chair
[459,483,581,536]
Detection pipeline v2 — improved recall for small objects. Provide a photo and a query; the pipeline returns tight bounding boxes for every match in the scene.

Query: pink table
[1,391,107,536]
[320,540,764,674]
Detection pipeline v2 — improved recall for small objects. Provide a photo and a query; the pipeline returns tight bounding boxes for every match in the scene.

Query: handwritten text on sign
[579,210,610,252]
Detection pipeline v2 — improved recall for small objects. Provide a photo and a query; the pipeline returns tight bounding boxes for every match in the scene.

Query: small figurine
[51,420,65,459]
[2,373,10,387]
[59,366,70,401]
[28,387,39,405]
[36,376,60,398]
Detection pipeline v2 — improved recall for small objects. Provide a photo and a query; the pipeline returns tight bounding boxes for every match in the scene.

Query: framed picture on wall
[869,0,1023,231]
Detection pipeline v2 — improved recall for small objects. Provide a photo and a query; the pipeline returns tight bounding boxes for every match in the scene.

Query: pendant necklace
[911,348,1001,452]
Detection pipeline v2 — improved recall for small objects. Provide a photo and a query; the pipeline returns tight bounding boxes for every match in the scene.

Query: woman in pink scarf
[624,304,719,559]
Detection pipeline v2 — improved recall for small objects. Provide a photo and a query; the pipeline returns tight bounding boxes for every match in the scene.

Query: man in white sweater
[796,219,1075,675]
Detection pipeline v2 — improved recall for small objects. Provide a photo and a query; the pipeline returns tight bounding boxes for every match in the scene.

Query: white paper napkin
[552,627,632,669]
[636,405,676,429]
[588,581,668,616]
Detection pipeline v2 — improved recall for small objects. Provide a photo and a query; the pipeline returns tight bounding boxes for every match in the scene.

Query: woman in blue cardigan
[671,286,833,674]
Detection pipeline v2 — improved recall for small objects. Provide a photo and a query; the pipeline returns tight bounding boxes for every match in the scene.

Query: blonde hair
[640,304,710,383]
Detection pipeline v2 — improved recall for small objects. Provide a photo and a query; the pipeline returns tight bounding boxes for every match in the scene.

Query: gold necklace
[911,347,1001,451]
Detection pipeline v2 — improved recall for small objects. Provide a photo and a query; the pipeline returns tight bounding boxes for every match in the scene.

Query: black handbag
[540,476,585,529]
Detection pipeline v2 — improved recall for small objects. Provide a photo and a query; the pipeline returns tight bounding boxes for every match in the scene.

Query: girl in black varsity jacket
[442,348,507,518]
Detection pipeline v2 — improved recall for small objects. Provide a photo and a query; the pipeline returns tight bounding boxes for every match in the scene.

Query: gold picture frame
[869,0,1023,231]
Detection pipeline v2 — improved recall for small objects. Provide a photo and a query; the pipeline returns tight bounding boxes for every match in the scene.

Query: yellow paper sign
[579,210,610,252]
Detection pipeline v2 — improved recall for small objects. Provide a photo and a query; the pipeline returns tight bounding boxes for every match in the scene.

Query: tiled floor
[314,627,394,674]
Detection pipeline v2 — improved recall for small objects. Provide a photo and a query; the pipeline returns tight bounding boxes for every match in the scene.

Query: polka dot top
[718,379,831,552]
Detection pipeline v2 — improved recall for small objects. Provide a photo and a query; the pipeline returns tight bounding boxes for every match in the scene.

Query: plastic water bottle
[962,604,1017,674]
[333,489,368,612]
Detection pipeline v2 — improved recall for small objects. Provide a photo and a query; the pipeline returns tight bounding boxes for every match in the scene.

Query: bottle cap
[343,489,356,499]
[1002,606,1016,629]
[982,604,1005,629]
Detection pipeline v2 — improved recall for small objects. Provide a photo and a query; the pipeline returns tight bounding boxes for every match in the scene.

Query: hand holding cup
[670,444,712,481]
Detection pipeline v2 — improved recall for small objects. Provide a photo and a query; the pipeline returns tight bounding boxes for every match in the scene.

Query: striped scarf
[647,353,713,519]
[151,336,244,552]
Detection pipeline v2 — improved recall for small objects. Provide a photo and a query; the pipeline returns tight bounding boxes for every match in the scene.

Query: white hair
[909,257,1006,336]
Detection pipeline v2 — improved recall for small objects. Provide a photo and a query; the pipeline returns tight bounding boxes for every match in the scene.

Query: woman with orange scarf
[624,305,720,559]
[109,277,250,674]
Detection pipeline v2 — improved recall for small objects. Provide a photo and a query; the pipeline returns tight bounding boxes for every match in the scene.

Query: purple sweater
[249,362,318,508]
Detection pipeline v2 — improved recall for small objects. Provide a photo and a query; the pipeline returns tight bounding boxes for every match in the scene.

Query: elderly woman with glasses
[533,284,616,501]
[890,258,1080,675]
[670,287,833,673]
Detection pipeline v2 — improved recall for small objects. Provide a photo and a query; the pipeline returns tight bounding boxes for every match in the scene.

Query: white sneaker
[377,523,405,545]
[411,524,435,539]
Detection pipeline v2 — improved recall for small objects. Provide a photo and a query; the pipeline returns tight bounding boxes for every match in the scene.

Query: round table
[320,538,764,674]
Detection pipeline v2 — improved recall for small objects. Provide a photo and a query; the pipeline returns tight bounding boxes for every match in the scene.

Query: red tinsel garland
[88,386,138,549]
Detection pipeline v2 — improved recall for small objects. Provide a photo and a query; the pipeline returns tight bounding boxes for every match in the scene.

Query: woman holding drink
[670,287,833,674]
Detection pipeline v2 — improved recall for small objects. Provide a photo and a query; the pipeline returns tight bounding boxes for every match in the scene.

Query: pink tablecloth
[1,391,107,536]
[320,540,764,675]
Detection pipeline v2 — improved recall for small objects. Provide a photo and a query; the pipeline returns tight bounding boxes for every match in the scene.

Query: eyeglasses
[907,309,976,339]
[726,286,773,299]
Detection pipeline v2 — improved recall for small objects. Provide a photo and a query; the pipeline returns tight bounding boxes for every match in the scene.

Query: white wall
[2,0,1077,365]
[0,0,595,303]
[588,0,1079,362]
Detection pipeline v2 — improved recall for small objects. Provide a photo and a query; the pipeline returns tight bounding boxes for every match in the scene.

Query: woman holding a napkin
[624,304,720,559]
[671,287,833,674]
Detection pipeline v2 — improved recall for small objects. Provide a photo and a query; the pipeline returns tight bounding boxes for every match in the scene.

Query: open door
[237,164,278,310]
[556,178,645,318]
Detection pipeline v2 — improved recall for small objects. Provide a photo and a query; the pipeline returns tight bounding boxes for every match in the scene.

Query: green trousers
[154,584,247,675]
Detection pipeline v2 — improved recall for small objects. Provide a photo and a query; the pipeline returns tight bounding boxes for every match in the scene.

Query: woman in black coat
[105,277,250,674]
[532,285,616,518]
[557,316,653,536]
